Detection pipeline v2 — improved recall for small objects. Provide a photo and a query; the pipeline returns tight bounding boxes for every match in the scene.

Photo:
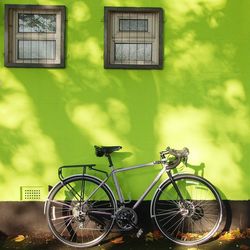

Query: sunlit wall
[0,0,250,201]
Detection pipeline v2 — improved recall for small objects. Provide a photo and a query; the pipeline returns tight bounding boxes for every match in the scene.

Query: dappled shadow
[0,0,250,205]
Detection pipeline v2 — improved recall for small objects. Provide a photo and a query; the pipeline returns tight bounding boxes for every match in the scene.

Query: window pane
[115,43,152,62]
[137,44,152,60]
[119,19,148,32]
[18,14,56,33]
[18,40,56,59]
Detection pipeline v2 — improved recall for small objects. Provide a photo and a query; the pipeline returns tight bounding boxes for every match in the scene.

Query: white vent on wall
[20,186,44,201]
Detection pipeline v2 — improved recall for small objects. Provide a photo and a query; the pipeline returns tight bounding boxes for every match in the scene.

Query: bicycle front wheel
[45,175,117,248]
[151,174,223,246]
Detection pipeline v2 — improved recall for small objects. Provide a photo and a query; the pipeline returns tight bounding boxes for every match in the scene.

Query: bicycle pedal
[136,228,143,238]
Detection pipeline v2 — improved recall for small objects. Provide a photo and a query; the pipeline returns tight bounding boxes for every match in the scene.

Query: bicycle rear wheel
[45,175,117,248]
[151,174,223,246]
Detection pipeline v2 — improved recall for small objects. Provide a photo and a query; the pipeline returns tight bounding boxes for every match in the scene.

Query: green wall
[0,0,250,201]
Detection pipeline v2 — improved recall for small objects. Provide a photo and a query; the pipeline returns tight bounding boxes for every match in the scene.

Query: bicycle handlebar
[160,146,189,169]
[166,146,189,158]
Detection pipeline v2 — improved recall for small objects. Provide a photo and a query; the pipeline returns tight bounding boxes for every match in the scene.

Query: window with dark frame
[104,7,163,69]
[4,4,65,68]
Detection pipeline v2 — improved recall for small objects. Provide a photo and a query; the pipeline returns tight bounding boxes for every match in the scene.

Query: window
[4,5,65,68]
[104,7,163,69]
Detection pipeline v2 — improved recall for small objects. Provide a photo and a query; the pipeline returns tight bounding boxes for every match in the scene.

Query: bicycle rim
[46,175,116,248]
[151,174,223,246]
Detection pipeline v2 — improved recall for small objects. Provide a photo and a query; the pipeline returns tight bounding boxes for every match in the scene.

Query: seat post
[106,154,114,167]
[106,154,125,204]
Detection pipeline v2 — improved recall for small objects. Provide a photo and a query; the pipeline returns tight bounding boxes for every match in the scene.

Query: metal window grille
[104,7,163,69]
[4,5,65,68]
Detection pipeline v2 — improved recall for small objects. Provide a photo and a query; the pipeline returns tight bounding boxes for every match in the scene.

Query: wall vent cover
[20,186,44,201]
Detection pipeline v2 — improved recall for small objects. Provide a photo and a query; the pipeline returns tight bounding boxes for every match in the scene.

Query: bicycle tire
[151,174,223,246]
[45,174,117,248]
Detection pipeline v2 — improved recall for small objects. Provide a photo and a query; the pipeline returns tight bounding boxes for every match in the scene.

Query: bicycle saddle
[95,145,122,157]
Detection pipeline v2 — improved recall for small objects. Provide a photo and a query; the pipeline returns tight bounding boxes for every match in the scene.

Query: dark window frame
[4,4,66,68]
[104,7,164,69]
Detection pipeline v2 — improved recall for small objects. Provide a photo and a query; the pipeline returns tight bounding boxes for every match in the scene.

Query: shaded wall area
[0,0,250,202]
[0,201,249,236]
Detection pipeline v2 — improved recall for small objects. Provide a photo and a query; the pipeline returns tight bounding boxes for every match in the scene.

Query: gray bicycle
[44,146,223,248]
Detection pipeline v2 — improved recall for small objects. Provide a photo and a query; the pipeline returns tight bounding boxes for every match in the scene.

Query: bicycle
[44,145,223,248]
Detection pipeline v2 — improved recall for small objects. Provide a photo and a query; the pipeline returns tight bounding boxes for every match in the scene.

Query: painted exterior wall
[0,0,250,201]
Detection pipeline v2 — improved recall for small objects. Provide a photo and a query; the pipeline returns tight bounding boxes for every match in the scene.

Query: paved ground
[0,230,249,250]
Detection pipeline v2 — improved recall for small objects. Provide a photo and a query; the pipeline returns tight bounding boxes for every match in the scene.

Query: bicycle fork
[166,170,186,205]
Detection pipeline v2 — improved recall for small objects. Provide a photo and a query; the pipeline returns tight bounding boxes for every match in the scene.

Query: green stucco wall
[0,0,250,201]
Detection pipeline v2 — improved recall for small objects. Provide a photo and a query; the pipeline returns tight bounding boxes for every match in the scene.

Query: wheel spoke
[49,200,73,209]
[46,176,116,248]
[52,215,74,221]
[152,175,222,245]
[154,209,180,218]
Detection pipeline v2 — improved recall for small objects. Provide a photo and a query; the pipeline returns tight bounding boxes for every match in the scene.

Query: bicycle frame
[45,147,223,248]
[80,160,168,210]
[112,163,166,209]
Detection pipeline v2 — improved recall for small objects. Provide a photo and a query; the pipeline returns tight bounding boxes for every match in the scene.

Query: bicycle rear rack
[58,164,109,181]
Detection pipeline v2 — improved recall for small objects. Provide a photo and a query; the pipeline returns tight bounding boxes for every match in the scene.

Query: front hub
[179,201,195,217]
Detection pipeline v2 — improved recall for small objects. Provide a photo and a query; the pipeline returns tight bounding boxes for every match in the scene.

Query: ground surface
[0,229,250,250]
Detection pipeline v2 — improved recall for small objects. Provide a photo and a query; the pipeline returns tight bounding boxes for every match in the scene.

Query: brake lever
[182,156,188,166]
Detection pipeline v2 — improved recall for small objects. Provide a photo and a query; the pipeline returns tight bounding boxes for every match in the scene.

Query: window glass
[115,43,152,61]
[18,14,56,33]
[18,40,56,59]
[119,19,148,32]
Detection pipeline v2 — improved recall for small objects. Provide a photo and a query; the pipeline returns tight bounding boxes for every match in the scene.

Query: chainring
[115,207,138,231]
